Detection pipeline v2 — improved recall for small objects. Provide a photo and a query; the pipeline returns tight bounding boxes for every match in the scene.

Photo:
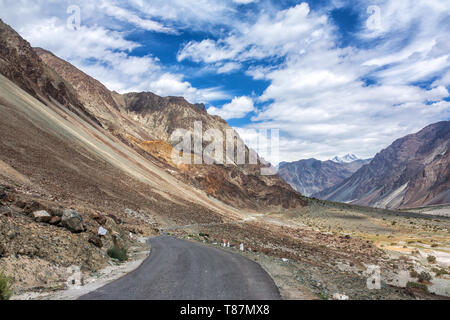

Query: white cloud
[99,1,176,33]
[147,73,228,102]
[127,0,236,32]
[233,0,259,4]
[208,96,255,119]
[178,3,330,64]
[216,62,241,74]
[228,1,450,161]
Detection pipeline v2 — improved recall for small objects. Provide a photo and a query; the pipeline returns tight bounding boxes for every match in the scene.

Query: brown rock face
[317,121,450,209]
[279,158,370,196]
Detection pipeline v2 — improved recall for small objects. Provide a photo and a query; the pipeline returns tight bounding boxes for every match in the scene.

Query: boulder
[0,187,6,200]
[107,214,122,225]
[24,201,45,214]
[88,235,103,248]
[49,216,61,225]
[50,208,64,217]
[332,293,349,300]
[32,210,52,222]
[0,243,6,257]
[61,209,86,233]
[91,212,107,225]
[0,206,13,217]
[98,226,107,236]
[15,200,26,208]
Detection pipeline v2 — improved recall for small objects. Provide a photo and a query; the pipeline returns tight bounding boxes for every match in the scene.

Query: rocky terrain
[0,18,448,300]
[165,200,450,300]
[317,122,450,209]
[279,157,370,196]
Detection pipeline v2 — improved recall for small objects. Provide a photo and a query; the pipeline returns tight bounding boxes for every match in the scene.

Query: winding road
[80,236,281,300]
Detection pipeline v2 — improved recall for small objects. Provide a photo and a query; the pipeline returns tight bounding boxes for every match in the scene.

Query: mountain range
[316,121,450,209]
[278,156,371,196]
[331,154,362,163]
[2,14,447,213]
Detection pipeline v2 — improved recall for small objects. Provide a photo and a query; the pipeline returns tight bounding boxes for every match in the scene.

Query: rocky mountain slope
[316,121,450,209]
[35,45,303,210]
[279,158,370,196]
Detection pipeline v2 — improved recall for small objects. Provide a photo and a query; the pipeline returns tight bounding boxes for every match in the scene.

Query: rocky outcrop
[61,209,86,233]
[279,158,370,196]
[317,121,450,209]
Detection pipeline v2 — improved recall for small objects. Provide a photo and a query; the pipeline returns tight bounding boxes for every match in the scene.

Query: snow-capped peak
[331,154,360,163]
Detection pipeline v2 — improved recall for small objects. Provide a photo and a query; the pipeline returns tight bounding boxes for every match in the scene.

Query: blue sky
[1,0,449,163]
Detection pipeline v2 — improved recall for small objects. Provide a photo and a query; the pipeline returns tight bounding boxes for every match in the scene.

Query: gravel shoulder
[12,238,150,300]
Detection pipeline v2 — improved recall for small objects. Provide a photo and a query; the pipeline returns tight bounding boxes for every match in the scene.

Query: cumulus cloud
[178,3,329,64]
[227,1,450,161]
[208,96,255,119]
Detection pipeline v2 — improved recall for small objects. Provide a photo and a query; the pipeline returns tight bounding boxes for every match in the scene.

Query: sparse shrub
[0,271,13,300]
[418,271,432,283]
[431,243,438,248]
[427,255,437,263]
[406,281,428,292]
[431,268,449,277]
[392,221,397,226]
[199,233,209,238]
[318,290,329,300]
[409,270,419,278]
[107,246,128,262]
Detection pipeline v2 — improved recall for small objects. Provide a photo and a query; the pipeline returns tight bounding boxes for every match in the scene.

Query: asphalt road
[80,236,281,300]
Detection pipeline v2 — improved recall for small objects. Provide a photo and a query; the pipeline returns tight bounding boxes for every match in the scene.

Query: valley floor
[165,201,450,300]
